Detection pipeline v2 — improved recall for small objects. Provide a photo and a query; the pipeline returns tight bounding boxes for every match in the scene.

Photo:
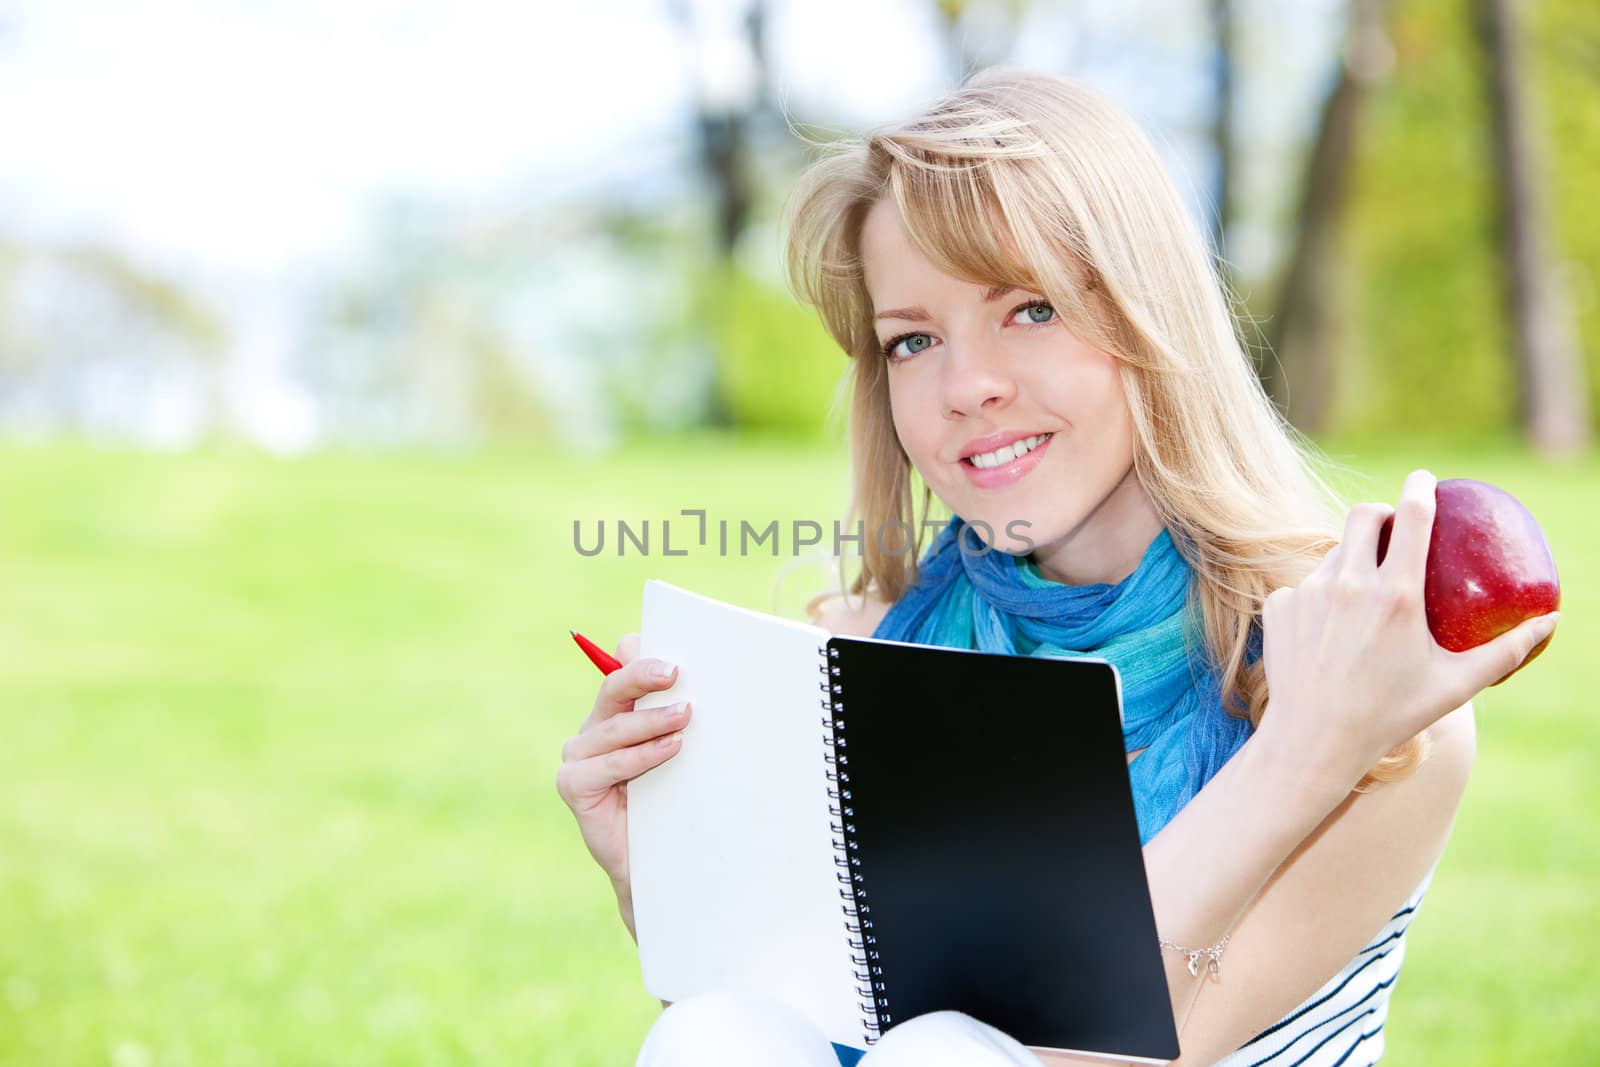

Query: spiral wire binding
[820,642,888,1044]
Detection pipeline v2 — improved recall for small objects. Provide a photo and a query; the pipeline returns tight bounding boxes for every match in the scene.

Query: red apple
[1376,478,1560,684]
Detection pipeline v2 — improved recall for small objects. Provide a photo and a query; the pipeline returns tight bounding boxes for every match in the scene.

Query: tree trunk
[670,0,768,259]
[1477,0,1591,456]
[668,0,772,426]
[1209,0,1236,262]
[694,111,753,258]
[1263,0,1389,433]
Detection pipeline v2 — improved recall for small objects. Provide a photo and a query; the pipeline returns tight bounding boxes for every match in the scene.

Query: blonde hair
[782,68,1425,789]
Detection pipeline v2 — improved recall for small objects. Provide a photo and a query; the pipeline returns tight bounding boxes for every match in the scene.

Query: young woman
[554,69,1559,1066]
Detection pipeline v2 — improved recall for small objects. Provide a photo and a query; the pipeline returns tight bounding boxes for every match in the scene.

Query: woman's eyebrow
[873,285,1017,322]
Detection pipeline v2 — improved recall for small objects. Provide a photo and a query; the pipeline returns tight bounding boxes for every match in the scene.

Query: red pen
[570,629,623,675]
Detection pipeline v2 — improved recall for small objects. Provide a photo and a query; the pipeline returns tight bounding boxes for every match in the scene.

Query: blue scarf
[871,515,1254,843]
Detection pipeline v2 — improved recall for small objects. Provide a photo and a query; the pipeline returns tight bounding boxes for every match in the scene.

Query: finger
[1337,502,1394,577]
[1260,586,1296,654]
[1450,611,1561,696]
[616,632,640,665]
[558,731,686,802]
[1379,469,1438,579]
[564,701,691,763]
[583,656,679,731]
[1261,585,1294,624]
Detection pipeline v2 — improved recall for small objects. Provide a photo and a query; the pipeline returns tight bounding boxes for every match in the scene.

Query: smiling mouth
[962,433,1053,469]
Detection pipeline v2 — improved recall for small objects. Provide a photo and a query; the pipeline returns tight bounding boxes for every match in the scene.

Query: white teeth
[969,433,1050,468]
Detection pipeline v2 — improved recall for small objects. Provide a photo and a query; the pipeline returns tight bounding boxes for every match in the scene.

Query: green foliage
[0,437,1595,1064]
[1340,0,1600,436]
[1343,0,1512,434]
[1535,0,1600,421]
[703,264,851,440]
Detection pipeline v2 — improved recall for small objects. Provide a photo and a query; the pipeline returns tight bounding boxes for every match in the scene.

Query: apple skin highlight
[1375,478,1561,684]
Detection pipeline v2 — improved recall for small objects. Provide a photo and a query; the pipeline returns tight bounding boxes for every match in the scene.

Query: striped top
[1210,866,1436,1067]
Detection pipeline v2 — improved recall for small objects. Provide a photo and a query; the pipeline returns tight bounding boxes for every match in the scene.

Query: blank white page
[628,580,864,1047]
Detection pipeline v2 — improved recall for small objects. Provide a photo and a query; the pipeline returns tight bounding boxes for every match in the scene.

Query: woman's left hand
[1257,468,1559,791]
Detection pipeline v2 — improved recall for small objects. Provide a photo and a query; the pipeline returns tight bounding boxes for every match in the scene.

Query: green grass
[0,433,1594,1065]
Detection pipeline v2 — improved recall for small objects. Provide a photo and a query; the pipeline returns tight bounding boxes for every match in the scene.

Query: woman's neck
[1025,467,1167,586]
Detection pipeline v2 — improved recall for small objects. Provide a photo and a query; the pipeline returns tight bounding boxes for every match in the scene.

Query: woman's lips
[960,432,1053,490]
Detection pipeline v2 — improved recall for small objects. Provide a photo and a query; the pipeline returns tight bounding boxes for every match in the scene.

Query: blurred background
[0,0,1595,1064]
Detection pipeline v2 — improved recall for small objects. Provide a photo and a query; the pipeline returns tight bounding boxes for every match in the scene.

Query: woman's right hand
[555,633,691,940]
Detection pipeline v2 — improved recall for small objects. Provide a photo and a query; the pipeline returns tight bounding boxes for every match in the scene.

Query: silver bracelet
[1158,933,1231,978]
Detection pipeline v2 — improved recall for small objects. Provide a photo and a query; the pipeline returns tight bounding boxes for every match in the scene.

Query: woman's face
[859,197,1163,586]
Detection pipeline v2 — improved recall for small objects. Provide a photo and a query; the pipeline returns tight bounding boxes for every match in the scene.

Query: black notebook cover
[826,636,1180,1062]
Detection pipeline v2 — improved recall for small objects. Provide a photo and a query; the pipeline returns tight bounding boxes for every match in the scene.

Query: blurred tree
[0,241,226,444]
[305,199,550,446]
[1341,0,1597,442]
[1532,0,1600,432]
[703,263,847,438]
[1476,0,1591,455]
[1262,0,1391,433]
[667,0,781,429]
[1342,0,1507,436]
[1209,0,1238,263]
[668,0,771,259]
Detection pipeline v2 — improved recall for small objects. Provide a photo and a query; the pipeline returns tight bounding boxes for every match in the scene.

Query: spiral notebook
[628,580,1179,1063]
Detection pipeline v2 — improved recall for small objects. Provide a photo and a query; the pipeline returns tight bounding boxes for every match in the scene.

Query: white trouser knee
[861,1011,1041,1066]
[635,992,841,1067]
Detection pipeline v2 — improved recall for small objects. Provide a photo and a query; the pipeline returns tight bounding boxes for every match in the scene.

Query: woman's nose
[940,338,1016,418]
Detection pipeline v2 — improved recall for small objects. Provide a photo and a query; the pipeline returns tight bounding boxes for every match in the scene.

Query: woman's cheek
[888,394,929,463]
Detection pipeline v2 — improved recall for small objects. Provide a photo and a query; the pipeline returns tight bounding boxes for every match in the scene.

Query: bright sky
[0,0,697,271]
[0,0,962,275]
[0,0,1335,273]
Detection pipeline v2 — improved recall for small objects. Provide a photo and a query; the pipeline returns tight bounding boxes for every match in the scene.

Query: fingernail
[649,661,675,681]
[662,701,689,721]
[656,731,682,748]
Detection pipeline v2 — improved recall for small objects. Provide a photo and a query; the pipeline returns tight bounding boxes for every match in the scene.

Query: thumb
[615,632,641,665]
[1453,611,1561,692]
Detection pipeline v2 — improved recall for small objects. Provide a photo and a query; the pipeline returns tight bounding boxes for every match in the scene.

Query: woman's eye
[1015,302,1056,325]
[884,333,933,359]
